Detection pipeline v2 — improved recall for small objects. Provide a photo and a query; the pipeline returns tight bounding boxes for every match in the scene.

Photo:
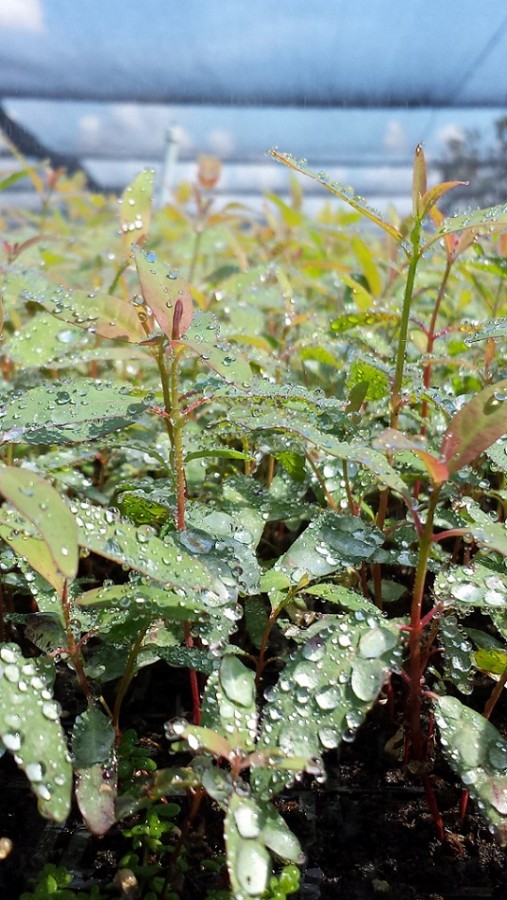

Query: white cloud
[207,128,236,158]
[435,123,466,150]
[78,115,101,145]
[383,120,408,154]
[170,124,194,155]
[0,0,44,31]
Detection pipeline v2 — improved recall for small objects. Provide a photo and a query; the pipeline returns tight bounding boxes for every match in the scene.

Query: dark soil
[2,665,507,900]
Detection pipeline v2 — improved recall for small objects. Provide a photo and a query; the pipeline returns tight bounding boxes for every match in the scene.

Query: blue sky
[1,0,507,210]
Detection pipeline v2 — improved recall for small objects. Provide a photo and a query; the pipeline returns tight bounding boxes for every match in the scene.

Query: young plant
[3,145,507,899]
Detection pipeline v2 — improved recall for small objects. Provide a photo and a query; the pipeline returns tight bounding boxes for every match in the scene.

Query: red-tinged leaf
[421,179,468,219]
[269,150,403,242]
[0,465,78,578]
[440,380,507,475]
[451,228,477,260]
[412,144,427,218]
[133,244,193,339]
[11,267,149,344]
[68,290,149,343]
[119,169,154,256]
[75,762,117,835]
[373,429,449,484]
[429,206,476,262]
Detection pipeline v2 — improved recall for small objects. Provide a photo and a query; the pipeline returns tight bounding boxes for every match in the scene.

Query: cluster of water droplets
[257,614,401,794]
[436,696,507,841]
[0,644,71,818]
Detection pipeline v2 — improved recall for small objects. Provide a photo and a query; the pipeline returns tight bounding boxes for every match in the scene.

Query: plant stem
[407,486,441,761]
[156,344,174,444]
[169,346,187,531]
[391,222,421,429]
[420,259,453,429]
[483,662,507,721]
[184,623,201,725]
[113,625,150,738]
[188,226,203,284]
[305,452,338,511]
[156,332,187,530]
[60,579,91,702]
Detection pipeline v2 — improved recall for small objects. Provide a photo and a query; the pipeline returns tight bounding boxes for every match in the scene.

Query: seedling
[2,147,507,897]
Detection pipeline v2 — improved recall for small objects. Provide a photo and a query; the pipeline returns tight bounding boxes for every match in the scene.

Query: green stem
[391,221,421,429]
[305,452,338,511]
[156,333,187,530]
[407,486,441,760]
[188,226,203,284]
[61,580,91,702]
[420,259,453,428]
[113,625,149,738]
[169,346,187,531]
[156,344,174,444]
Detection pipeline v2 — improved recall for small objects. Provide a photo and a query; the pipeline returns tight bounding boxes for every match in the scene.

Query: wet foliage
[1,150,507,897]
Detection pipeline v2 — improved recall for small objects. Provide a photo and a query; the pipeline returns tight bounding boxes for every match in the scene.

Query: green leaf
[177,725,232,758]
[72,706,115,769]
[75,761,117,836]
[435,695,507,845]
[474,647,507,676]
[4,313,88,368]
[244,597,269,649]
[304,582,377,612]
[119,169,154,253]
[0,465,78,578]
[275,451,307,482]
[440,380,507,475]
[133,244,193,338]
[330,310,399,334]
[76,583,207,624]
[185,448,254,463]
[439,616,474,695]
[0,507,65,592]
[226,411,409,499]
[182,311,252,385]
[434,561,507,611]
[465,318,507,344]
[155,645,218,675]
[259,802,304,862]
[0,379,153,445]
[7,267,148,343]
[252,613,402,795]
[68,502,220,595]
[453,499,507,556]
[0,168,32,191]
[269,150,403,242]
[201,655,258,752]
[428,202,507,249]
[71,706,117,835]
[225,793,272,899]
[224,792,302,899]
[0,645,71,822]
[274,511,384,584]
[346,358,390,401]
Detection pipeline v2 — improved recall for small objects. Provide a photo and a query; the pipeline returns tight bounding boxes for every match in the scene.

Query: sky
[1,0,507,210]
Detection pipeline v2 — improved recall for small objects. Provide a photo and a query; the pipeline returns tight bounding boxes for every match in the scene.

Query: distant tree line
[437,114,507,210]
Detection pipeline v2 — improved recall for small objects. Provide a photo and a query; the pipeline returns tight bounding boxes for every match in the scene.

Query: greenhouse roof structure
[2,0,507,212]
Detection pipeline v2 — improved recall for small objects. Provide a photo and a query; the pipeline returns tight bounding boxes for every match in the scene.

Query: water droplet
[233,803,261,839]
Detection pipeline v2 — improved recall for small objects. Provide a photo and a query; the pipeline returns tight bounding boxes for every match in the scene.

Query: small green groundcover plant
[2,146,507,897]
